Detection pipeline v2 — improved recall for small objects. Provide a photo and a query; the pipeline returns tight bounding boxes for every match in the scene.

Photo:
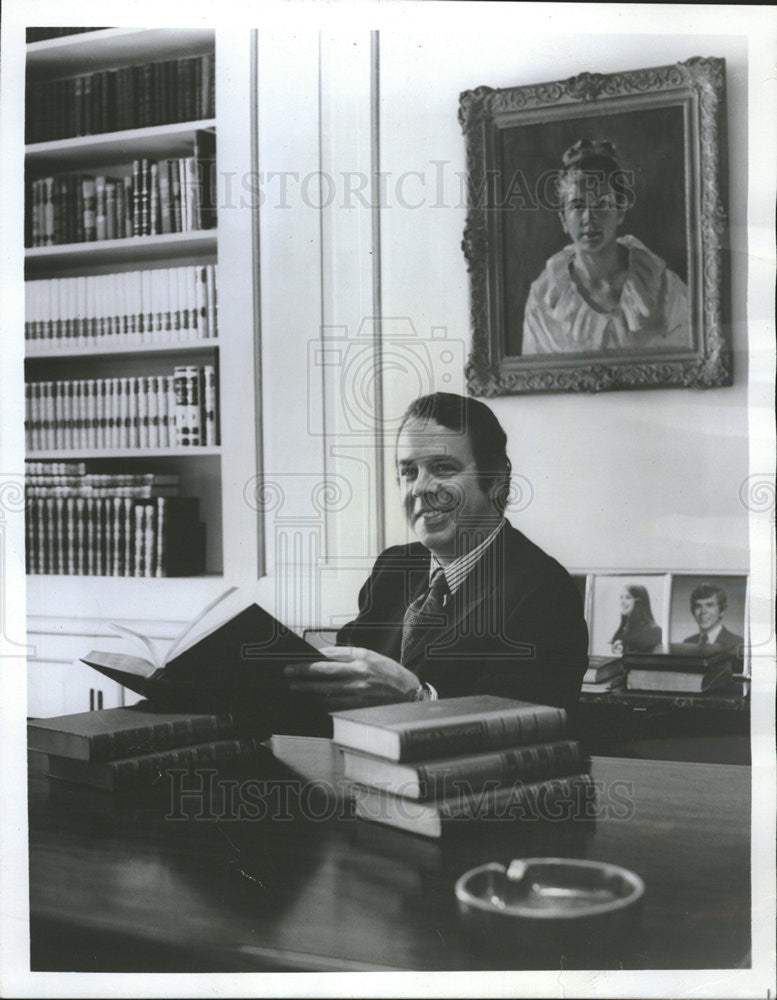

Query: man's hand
[284,646,421,711]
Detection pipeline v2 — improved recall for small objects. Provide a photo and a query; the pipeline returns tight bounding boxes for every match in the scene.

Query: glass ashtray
[455,857,645,956]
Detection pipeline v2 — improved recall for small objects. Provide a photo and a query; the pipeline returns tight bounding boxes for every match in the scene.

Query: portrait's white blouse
[522,235,690,355]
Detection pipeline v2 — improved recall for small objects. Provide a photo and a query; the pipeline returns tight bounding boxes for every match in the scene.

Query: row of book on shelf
[25,491,205,578]
[25,265,218,348]
[581,643,741,695]
[26,132,216,247]
[27,52,215,143]
[25,365,218,451]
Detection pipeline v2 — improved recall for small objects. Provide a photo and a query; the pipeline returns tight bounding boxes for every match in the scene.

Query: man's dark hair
[397,392,512,512]
[690,582,728,613]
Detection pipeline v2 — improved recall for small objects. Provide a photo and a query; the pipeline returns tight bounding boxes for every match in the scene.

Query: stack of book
[581,655,625,694]
[25,464,205,577]
[25,264,218,351]
[26,131,216,247]
[332,695,593,839]
[28,701,259,793]
[25,364,218,451]
[624,643,736,693]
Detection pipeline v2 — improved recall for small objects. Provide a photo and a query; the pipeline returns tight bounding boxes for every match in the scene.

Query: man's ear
[558,211,569,235]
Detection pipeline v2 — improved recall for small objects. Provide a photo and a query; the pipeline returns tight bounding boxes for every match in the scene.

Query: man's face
[559,172,625,255]
[395,418,499,562]
[692,596,724,632]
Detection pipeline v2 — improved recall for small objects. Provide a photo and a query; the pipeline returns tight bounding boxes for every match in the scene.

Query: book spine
[118,497,129,577]
[49,736,258,791]
[413,740,583,800]
[82,176,96,242]
[396,705,567,762]
[95,176,107,241]
[134,504,145,577]
[186,365,202,446]
[437,772,595,823]
[54,497,65,573]
[158,376,171,447]
[143,502,155,578]
[156,496,167,577]
[112,497,123,577]
[111,737,259,791]
[148,375,160,448]
[131,377,140,448]
[138,376,150,449]
[173,366,189,446]
[203,364,217,446]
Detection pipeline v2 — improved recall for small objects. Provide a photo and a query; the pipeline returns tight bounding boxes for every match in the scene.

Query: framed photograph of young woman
[589,573,671,657]
[460,58,730,395]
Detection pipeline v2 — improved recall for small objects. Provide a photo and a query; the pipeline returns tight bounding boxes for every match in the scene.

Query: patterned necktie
[400,569,451,666]
[699,632,709,647]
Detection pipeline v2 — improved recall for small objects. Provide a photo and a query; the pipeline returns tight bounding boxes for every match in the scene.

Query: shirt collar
[430,519,506,595]
[703,623,724,644]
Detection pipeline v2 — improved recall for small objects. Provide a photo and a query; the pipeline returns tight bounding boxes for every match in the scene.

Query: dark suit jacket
[683,625,743,652]
[337,522,588,713]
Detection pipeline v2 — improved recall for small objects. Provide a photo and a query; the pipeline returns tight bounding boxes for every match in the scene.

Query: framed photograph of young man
[670,574,748,671]
[460,58,731,395]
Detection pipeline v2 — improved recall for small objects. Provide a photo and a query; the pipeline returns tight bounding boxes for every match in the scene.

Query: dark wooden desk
[29,737,751,972]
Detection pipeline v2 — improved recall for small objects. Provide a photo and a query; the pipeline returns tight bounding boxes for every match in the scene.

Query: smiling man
[683,582,743,654]
[287,392,588,713]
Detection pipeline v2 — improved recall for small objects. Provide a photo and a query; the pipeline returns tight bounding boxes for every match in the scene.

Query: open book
[81,589,333,736]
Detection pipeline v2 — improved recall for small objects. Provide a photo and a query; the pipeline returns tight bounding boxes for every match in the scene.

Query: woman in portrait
[610,584,662,655]
[522,138,689,355]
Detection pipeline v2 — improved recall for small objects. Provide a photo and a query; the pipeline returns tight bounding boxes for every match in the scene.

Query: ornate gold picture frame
[460,58,730,395]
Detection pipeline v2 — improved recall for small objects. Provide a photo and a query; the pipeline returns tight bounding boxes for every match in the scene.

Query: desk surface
[28,737,751,973]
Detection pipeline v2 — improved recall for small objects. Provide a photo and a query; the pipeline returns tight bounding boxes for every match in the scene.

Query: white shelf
[26,28,215,78]
[26,120,216,169]
[25,338,219,361]
[28,447,221,460]
[25,231,217,270]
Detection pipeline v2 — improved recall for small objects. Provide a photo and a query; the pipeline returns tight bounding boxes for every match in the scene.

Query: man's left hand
[284,646,420,710]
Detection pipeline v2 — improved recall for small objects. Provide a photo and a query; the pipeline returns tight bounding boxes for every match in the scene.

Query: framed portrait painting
[460,58,731,395]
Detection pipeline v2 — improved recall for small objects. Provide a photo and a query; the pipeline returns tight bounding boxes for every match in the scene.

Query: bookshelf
[24,231,217,268]
[26,119,217,168]
[24,28,261,715]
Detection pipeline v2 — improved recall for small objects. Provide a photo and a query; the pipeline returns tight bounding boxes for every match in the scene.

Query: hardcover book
[45,735,262,792]
[27,702,238,762]
[80,588,332,735]
[625,664,733,694]
[341,738,583,800]
[352,771,595,839]
[583,655,623,685]
[331,695,567,763]
[623,644,736,673]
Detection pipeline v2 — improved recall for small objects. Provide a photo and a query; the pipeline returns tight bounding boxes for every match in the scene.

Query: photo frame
[589,573,671,657]
[460,58,731,395]
[669,573,748,671]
